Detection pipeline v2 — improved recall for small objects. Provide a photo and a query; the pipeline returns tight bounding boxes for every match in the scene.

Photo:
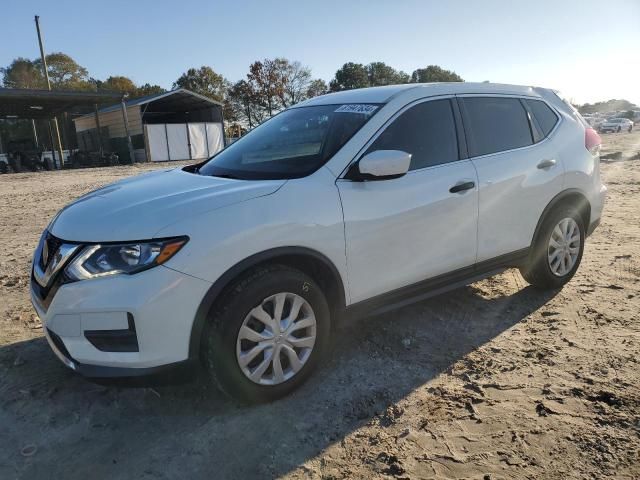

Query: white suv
[599,117,633,133]
[31,83,606,402]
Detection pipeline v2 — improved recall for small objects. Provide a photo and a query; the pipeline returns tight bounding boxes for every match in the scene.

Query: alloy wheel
[547,217,581,277]
[236,292,316,385]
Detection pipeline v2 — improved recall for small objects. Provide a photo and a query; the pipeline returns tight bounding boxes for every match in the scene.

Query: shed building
[73,89,225,163]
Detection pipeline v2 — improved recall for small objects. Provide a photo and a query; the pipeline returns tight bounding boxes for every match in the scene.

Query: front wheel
[520,206,585,289]
[203,265,331,403]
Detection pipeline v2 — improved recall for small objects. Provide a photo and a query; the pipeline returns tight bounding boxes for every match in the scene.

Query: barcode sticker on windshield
[334,104,379,115]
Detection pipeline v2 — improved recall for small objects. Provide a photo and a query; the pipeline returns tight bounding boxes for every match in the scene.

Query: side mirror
[348,150,411,181]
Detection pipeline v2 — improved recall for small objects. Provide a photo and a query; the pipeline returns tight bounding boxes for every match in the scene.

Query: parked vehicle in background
[31,82,606,402]
[599,117,634,133]
[69,150,119,168]
[590,117,606,130]
[6,139,50,172]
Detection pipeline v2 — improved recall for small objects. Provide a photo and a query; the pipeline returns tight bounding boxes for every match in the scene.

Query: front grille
[42,233,63,269]
[31,271,66,311]
[31,231,79,312]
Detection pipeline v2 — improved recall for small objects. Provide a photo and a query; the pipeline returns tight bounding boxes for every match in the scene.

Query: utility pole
[120,95,136,163]
[35,15,65,169]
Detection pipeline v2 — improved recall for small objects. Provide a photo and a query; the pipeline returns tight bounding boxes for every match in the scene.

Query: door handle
[537,159,556,169]
[449,181,475,193]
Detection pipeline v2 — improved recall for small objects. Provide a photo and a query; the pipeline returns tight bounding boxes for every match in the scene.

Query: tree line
[174,61,463,129]
[1,53,464,131]
[3,53,639,130]
[0,53,165,98]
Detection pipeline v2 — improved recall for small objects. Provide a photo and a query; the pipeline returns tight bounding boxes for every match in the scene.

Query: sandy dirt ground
[0,131,638,480]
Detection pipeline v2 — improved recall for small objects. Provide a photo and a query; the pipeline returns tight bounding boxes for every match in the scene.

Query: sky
[2,0,639,105]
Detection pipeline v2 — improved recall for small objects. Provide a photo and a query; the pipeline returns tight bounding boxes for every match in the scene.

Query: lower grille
[84,313,139,352]
[47,328,73,361]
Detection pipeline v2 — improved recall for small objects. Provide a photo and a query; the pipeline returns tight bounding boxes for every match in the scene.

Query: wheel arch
[188,246,347,361]
[531,189,591,247]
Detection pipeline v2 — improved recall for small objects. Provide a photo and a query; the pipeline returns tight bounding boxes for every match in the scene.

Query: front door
[337,98,479,304]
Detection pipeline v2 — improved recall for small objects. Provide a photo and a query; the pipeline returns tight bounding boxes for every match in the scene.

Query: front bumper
[44,326,195,380]
[31,264,212,374]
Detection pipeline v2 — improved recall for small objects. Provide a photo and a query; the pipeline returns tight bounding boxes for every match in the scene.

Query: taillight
[585,127,601,155]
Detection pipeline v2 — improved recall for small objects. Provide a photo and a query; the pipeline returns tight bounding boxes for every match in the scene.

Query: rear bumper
[588,183,607,236]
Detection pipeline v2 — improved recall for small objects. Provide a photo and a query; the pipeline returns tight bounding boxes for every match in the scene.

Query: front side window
[196,104,379,180]
[462,97,533,157]
[365,99,459,171]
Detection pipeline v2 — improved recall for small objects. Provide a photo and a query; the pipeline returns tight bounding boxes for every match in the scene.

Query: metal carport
[0,88,124,167]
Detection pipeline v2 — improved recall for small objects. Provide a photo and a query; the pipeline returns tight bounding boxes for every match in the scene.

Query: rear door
[337,97,479,303]
[459,95,563,262]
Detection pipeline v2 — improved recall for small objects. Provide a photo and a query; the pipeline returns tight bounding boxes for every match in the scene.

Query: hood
[49,168,285,242]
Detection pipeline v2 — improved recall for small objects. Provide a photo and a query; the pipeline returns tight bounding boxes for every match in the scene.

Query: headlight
[65,237,188,281]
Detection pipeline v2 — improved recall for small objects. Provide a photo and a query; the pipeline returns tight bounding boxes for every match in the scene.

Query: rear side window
[462,97,533,157]
[366,99,458,171]
[526,99,559,137]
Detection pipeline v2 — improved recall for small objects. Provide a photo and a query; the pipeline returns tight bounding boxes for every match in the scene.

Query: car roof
[295,82,546,108]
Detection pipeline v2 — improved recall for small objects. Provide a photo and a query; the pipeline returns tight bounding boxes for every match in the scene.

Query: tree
[2,53,91,90]
[135,83,166,98]
[34,52,91,89]
[578,99,637,115]
[173,66,229,103]
[1,57,44,88]
[229,58,320,127]
[367,62,409,86]
[411,65,463,83]
[330,62,411,91]
[247,59,285,116]
[306,79,328,98]
[98,75,137,95]
[329,62,369,91]
[277,59,313,108]
[228,79,266,128]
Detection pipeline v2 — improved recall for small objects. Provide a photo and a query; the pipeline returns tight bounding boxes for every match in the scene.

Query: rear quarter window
[462,97,533,157]
[526,99,559,137]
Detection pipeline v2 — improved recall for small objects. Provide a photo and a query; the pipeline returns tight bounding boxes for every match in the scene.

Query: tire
[0,162,7,174]
[629,126,633,133]
[203,264,331,403]
[617,126,621,133]
[520,205,585,290]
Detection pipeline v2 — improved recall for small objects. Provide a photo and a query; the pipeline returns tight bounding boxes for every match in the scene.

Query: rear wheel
[617,126,621,133]
[520,206,585,289]
[203,265,330,403]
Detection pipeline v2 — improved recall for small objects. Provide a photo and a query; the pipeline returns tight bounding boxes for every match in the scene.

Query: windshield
[196,104,379,180]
